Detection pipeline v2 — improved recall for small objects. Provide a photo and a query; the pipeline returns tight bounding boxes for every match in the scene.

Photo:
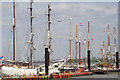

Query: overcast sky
[1,1,119,62]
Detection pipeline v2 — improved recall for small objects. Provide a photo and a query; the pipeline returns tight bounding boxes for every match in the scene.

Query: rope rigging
[8,29,12,60]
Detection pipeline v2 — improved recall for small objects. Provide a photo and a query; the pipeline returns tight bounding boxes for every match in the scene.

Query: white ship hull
[0,66,37,76]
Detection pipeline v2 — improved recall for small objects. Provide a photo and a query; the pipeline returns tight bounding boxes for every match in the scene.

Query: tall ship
[91,25,119,74]
[0,0,70,76]
[0,0,38,76]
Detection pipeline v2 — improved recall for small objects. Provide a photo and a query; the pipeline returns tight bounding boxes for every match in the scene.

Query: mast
[113,27,119,68]
[29,0,34,67]
[87,20,91,71]
[102,41,105,65]
[69,18,72,65]
[99,41,106,66]
[13,0,16,61]
[114,27,117,52]
[113,27,116,63]
[88,21,90,50]
[107,25,111,67]
[79,32,81,66]
[48,4,52,66]
[75,25,78,65]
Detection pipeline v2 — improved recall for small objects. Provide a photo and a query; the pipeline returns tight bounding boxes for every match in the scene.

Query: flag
[82,43,85,45]
[80,23,83,26]
[82,39,86,45]
[0,56,3,59]
[91,38,93,40]
[101,49,103,52]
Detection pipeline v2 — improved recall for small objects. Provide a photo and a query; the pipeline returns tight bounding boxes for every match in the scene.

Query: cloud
[104,8,117,15]
[75,3,117,15]
[52,3,71,12]
[52,3,117,17]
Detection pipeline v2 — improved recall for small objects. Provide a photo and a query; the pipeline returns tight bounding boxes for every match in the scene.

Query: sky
[0,1,119,62]
[1,0,120,2]
[0,2,2,58]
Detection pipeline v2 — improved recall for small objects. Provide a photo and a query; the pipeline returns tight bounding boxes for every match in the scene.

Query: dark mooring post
[87,20,91,71]
[45,48,49,75]
[113,27,119,69]
[116,52,119,69]
[87,50,90,71]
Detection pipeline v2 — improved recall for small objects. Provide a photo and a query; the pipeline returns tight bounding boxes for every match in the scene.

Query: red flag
[82,43,85,45]
[101,49,103,51]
